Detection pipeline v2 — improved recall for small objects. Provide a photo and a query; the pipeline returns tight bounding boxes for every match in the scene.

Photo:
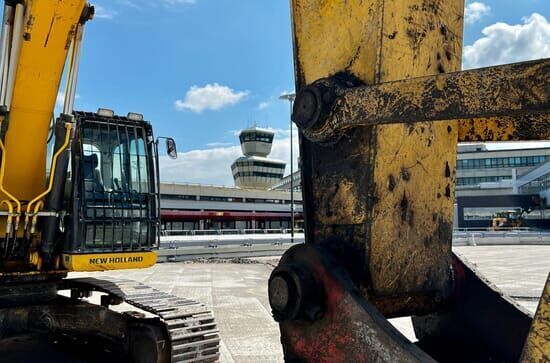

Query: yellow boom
[2,0,85,203]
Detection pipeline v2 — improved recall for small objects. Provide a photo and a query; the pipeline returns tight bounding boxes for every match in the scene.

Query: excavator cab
[61,110,161,271]
[0,0,177,273]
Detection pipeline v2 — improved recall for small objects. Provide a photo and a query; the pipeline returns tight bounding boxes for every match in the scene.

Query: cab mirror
[166,138,178,159]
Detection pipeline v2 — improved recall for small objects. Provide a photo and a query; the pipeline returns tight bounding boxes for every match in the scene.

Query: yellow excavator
[0,0,549,362]
[0,1,219,362]
[491,210,523,231]
[267,1,549,362]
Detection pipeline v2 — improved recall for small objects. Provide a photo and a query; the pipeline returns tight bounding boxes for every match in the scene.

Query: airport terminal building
[160,183,303,232]
[273,143,550,230]
[455,144,550,229]
[158,126,305,233]
[159,139,550,232]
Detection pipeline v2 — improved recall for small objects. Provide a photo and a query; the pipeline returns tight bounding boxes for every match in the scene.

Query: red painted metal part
[272,244,534,362]
[276,244,434,362]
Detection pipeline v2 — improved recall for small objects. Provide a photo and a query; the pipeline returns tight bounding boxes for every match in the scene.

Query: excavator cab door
[61,111,160,271]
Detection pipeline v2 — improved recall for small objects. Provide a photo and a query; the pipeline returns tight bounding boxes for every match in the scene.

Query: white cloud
[463,13,550,69]
[258,101,270,110]
[94,5,118,19]
[205,142,235,147]
[161,135,550,186]
[269,127,300,174]
[159,127,300,185]
[464,2,490,24]
[174,83,249,113]
[160,145,241,185]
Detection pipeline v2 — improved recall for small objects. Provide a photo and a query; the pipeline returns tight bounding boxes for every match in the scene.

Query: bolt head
[269,275,290,313]
[268,264,324,322]
[292,88,320,130]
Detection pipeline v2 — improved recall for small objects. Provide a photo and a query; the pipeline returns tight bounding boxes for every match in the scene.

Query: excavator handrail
[24,122,73,221]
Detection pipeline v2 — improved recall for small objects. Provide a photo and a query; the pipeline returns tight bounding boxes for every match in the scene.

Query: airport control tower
[231,127,286,189]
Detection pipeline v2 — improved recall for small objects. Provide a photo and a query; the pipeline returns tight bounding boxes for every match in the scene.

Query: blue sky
[77,0,295,152]
[80,1,550,184]
[6,1,550,185]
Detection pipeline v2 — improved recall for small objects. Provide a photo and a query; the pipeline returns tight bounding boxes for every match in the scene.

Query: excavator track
[62,277,220,363]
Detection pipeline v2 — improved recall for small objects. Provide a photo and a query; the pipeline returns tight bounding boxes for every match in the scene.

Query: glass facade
[160,194,197,201]
[231,160,286,170]
[234,171,284,179]
[463,207,520,221]
[239,131,273,144]
[456,153,549,187]
[457,155,548,170]
[456,176,510,186]
[519,172,550,194]
[160,193,302,205]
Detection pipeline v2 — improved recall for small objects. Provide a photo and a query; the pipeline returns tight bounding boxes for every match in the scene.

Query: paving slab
[454,245,549,311]
[72,261,281,362]
[71,245,550,363]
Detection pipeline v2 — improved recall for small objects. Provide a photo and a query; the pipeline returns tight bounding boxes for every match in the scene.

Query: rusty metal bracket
[294,59,549,143]
[270,244,435,362]
[270,245,535,362]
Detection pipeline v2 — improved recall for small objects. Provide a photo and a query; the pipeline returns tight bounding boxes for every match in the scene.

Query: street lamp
[279,92,296,242]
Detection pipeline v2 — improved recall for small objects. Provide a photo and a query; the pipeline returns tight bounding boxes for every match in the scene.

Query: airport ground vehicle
[268,0,549,362]
[0,1,218,362]
[491,210,523,231]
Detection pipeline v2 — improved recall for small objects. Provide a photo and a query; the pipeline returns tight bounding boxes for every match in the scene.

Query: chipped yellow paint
[292,0,464,306]
[316,179,365,225]
[2,0,86,202]
[459,59,550,143]
[456,57,550,142]
[291,0,381,85]
[458,115,550,142]
[369,0,464,297]
[520,273,550,362]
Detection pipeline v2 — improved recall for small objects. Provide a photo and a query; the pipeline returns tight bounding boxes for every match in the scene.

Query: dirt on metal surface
[291,0,463,317]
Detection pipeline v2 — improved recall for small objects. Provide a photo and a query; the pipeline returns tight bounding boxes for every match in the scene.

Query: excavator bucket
[268,0,549,361]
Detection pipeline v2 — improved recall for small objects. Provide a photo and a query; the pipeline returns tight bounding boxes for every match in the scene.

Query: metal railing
[452,230,550,246]
[155,229,550,262]
[453,227,534,232]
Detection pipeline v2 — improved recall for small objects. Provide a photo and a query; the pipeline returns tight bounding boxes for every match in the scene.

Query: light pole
[279,92,296,242]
